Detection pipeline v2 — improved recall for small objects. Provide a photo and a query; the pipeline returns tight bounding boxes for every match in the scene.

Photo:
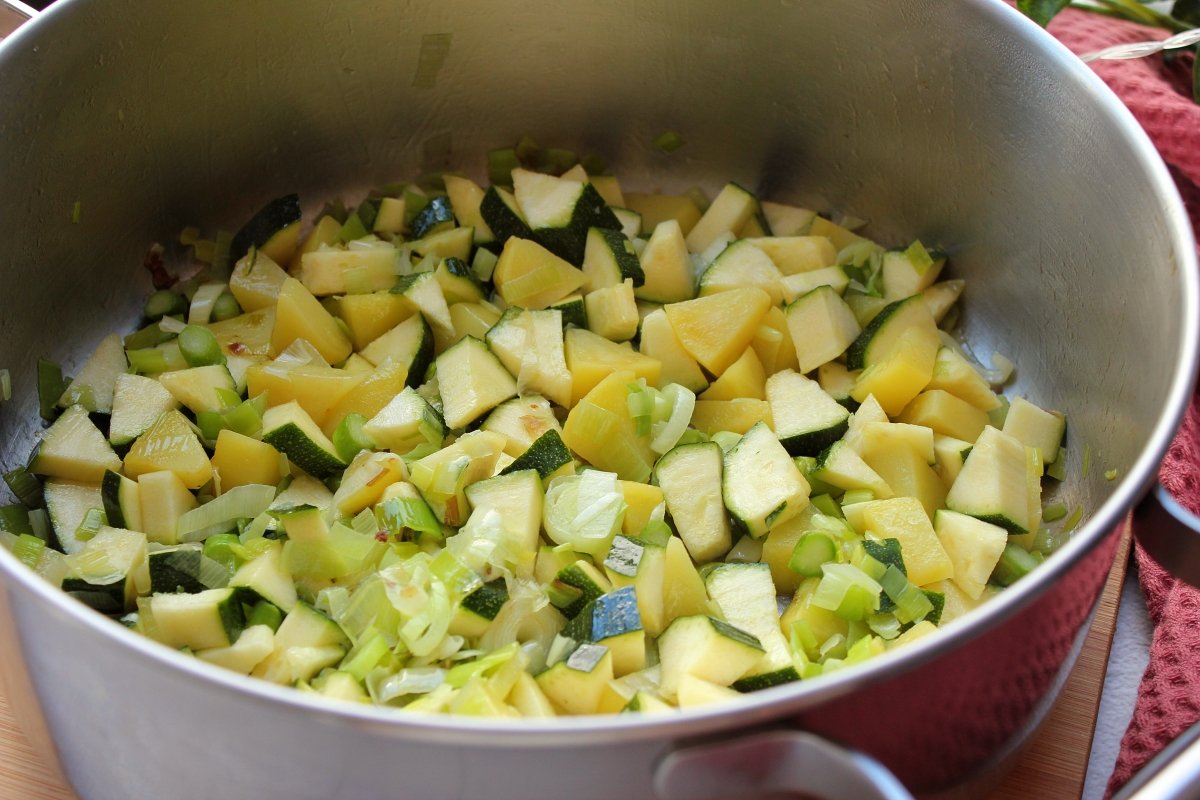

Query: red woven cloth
[1046,7,1200,795]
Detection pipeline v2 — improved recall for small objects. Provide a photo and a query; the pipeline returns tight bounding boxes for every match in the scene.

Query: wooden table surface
[0,528,1132,800]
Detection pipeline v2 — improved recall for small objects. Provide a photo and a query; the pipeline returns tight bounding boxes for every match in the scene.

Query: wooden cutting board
[0,529,1132,800]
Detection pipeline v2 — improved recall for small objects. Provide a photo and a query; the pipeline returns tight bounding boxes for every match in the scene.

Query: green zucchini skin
[230,194,302,261]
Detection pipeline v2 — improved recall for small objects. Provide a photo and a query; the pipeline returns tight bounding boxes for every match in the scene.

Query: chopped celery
[813,563,882,621]
[10,533,45,568]
[178,325,227,368]
[245,600,283,632]
[653,131,686,153]
[37,358,66,422]
[333,413,377,463]
[376,495,443,545]
[1041,503,1068,523]
[879,566,932,624]
[809,494,842,518]
[144,289,187,322]
[73,507,106,544]
[990,542,1040,587]
[789,532,837,577]
[0,504,33,535]
[638,519,672,547]
[1046,449,1067,481]
[1061,506,1084,533]
[4,467,43,510]
[203,532,245,574]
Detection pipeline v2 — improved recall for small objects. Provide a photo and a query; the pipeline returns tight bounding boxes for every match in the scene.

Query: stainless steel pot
[0,1,1195,799]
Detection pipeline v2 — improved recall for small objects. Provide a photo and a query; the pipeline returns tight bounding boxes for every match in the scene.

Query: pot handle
[654,729,913,800]
[1133,483,1200,588]
[0,0,35,40]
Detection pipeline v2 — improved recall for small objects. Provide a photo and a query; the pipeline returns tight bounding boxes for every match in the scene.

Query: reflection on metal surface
[0,0,34,39]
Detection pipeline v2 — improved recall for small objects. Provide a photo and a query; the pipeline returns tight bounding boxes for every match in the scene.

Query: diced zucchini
[512,168,621,265]
[881,243,945,302]
[151,586,245,650]
[698,240,786,306]
[363,386,444,454]
[464,469,544,574]
[485,307,572,408]
[705,563,799,690]
[109,373,180,447]
[58,333,127,414]
[434,336,518,430]
[584,280,639,342]
[449,578,509,639]
[501,429,572,480]
[582,226,644,289]
[390,271,456,352]
[684,183,758,254]
[566,587,646,677]
[780,266,850,300]
[723,422,810,538]
[196,623,276,675]
[31,405,122,483]
[922,279,966,323]
[262,401,346,479]
[759,202,818,237]
[230,543,298,612]
[812,440,893,499]
[358,314,434,391]
[785,285,862,375]
[655,442,730,562]
[536,643,614,715]
[274,600,350,650]
[945,425,1034,534]
[1002,397,1066,464]
[62,525,147,613]
[434,256,487,304]
[147,543,208,594]
[45,479,104,555]
[845,294,938,372]
[933,509,1008,600]
[635,220,694,304]
[553,560,612,619]
[657,615,763,697]
[766,370,850,456]
[479,185,533,245]
[409,195,456,239]
[482,396,562,458]
[850,324,940,416]
[101,469,142,533]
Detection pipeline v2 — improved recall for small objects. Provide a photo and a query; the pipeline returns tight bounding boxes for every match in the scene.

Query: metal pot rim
[0,0,1194,747]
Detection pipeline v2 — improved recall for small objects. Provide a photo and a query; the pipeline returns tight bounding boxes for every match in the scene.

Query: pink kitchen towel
[1046,7,1200,795]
